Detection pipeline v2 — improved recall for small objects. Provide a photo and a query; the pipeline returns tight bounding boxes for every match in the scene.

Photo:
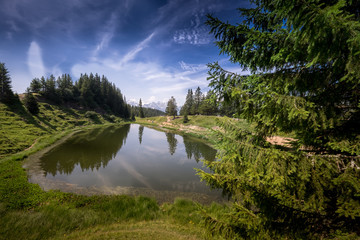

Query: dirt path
[25,138,39,151]
[266,136,295,147]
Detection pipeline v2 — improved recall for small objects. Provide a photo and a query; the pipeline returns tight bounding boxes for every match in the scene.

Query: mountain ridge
[128,100,167,112]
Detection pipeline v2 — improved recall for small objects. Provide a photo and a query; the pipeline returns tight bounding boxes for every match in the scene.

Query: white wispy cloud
[173,25,211,45]
[179,61,207,72]
[93,13,118,57]
[27,41,46,78]
[72,56,209,105]
[119,32,155,66]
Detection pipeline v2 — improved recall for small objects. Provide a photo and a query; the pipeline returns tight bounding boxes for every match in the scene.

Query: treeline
[0,61,163,118]
[29,73,164,118]
[179,86,237,117]
[130,105,164,118]
[29,73,131,118]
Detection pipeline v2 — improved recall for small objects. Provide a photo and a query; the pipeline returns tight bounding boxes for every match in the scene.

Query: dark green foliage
[56,74,74,102]
[32,72,131,118]
[23,89,39,115]
[199,91,218,116]
[180,89,194,116]
[180,87,219,116]
[43,74,59,103]
[166,96,177,119]
[199,0,360,238]
[84,111,101,123]
[192,87,202,115]
[29,78,42,93]
[0,62,14,103]
[131,105,164,118]
[183,112,189,123]
[139,98,145,118]
[130,106,136,120]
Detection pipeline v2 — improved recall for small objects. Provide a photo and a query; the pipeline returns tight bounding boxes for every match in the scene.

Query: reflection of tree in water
[41,124,130,176]
[183,135,217,162]
[165,132,177,155]
[138,125,144,144]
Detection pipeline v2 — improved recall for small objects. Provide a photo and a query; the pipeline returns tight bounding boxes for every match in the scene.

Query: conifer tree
[129,106,135,120]
[40,76,46,93]
[30,78,42,93]
[199,91,217,115]
[24,88,39,115]
[192,87,202,115]
[197,1,360,239]
[165,96,177,119]
[44,74,58,103]
[180,89,194,115]
[57,74,73,102]
[139,98,145,118]
[0,62,14,103]
[183,111,189,123]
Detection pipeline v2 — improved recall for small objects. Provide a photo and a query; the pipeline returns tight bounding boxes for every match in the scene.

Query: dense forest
[0,66,164,118]
[179,86,237,117]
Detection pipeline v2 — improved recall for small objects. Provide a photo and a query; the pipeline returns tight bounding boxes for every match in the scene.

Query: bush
[24,91,39,115]
[183,113,189,123]
[84,111,97,119]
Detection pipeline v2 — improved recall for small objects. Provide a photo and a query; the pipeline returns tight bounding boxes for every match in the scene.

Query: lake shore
[0,102,229,239]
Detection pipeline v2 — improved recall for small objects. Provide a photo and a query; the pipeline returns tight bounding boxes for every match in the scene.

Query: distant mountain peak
[128,100,167,112]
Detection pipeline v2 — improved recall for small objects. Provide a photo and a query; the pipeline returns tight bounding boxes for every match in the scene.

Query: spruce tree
[183,111,189,123]
[139,98,145,118]
[181,89,194,115]
[197,1,360,239]
[192,87,202,115]
[24,88,39,115]
[30,78,42,93]
[57,74,73,102]
[199,91,217,115]
[165,96,177,119]
[0,62,14,103]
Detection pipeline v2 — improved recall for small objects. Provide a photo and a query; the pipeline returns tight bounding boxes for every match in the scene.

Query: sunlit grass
[0,101,232,240]
[50,221,205,240]
[0,101,123,158]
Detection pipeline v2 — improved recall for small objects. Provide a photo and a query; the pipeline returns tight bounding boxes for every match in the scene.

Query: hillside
[0,96,124,158]
[0,98,228,240]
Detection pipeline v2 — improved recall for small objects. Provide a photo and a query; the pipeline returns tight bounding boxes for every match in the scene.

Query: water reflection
[183,135,217,162]
[138,125,144,144]
[41,125,130,176]
[165,132,178,155]
[27,124,222,203]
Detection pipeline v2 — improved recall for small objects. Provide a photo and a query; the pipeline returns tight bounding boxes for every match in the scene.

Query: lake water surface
[25,124,223,204]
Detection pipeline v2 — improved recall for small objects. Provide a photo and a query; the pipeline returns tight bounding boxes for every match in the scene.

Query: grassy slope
[0,99,228,240]
[136,115,253,144]
[0,98,122,158]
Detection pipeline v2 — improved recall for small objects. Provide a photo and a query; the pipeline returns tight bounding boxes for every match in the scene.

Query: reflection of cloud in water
[119,160,152,189]
[143,146,167,155]
[177,156,192,165]
[31,124,218,199]
[93,170,112,186]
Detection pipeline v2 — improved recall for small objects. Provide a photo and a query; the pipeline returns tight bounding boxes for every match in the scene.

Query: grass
[136,115,254,145]
[0,100,230,239]
[0,99,124,158]
[52,221,204,240]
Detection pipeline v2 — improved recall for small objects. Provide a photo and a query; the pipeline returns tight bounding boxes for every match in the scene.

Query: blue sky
[0,0,250,105]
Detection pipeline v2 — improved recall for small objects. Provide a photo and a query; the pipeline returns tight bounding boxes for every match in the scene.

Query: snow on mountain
[127,99,167,112]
